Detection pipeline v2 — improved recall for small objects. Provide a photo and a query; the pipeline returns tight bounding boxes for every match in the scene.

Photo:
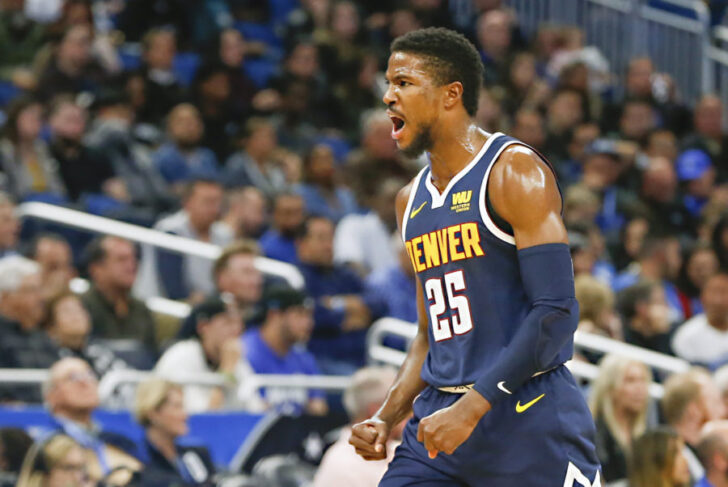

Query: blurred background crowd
[0,0,727,485]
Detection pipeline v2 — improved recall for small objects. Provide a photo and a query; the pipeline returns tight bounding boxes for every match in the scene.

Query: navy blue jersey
[402,131,572,388]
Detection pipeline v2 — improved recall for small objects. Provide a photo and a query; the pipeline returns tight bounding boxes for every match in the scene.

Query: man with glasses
[42,357,141,484]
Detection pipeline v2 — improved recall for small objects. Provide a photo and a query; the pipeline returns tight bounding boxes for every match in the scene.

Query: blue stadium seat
[0,81,20,108]
[244,58,278,88]
[234,21,283,51]
[118,48,142,71]
[268,0,299,26]
[173,52,201,86]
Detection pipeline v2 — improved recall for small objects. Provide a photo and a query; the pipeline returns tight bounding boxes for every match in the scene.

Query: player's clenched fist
[349,417,391,461]
[417,402,480,459]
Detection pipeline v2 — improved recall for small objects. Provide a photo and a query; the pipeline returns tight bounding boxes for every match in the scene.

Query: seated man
[25,233,76,300]
[81,235,157,352]
[42,357,141,484]
[0,256,58,402]
[295,216,384,374]
[155,296,264,413]
[243,285,327,415]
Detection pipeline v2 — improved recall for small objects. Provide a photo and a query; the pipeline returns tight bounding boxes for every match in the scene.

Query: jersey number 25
[424,270,473,342]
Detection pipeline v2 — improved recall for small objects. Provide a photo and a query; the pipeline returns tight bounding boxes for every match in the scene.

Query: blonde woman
[16,434,90,487]
[589,354,650,483]
[135,377,215,485]
[575,274,621,339]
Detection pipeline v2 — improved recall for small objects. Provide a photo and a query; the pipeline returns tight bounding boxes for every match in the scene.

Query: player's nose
[382,84,395,106]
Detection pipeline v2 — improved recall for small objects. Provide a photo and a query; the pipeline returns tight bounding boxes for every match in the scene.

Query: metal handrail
[366,317,680,397]
[96,369,351,403]
[17,202,305,289]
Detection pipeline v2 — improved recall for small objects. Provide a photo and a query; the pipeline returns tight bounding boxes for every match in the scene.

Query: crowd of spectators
[0,0,728,485]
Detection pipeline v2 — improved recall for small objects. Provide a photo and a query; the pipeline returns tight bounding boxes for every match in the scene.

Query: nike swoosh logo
[497,381,513,395]
[410,201,427,219]
[516,393,545,413]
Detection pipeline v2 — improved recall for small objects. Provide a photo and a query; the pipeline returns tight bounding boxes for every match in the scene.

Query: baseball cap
[676,149,712,181]
[262,285,313,313]
[584,139,621,160]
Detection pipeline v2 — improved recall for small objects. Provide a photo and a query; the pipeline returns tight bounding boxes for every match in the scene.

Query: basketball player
[349,28,602,486]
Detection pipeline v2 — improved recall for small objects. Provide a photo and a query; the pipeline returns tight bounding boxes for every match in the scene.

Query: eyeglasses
[60,371,97,385]
[55,462,87,474]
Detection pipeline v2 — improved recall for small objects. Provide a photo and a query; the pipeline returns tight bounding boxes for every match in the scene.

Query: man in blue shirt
[294,216,385,375]
[243,285,328,415]
[259,192,305,264]
[696,421,728,487]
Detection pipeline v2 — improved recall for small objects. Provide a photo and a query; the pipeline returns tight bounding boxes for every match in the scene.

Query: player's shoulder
[491,142,551,182]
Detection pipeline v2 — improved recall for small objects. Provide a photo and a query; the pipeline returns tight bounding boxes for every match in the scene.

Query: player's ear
[442,81,464,110]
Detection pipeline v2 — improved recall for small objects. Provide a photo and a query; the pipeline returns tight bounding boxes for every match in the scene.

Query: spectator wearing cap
[135,178,233,301]
[154,296,263,413]
[243,285,327,416]
[676,149,715,218]
[581,138,635,236]
[153,103,220,193]
[673,274,728,366]
[639,156,693,239]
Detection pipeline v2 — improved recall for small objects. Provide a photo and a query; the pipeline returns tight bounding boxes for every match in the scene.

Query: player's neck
[428,120,488,192]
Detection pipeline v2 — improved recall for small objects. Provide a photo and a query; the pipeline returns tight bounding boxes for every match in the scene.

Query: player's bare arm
[416,144,569,459]
[349,181,429,461]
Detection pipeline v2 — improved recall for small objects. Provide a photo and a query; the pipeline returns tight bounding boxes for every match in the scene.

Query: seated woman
[629,427,690,487]
[134,377,216,485]
[16,434,88,487]
[589,354,651,483]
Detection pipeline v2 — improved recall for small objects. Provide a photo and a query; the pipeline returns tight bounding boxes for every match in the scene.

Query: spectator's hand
[350,416,391,461]
[103,178,130,202]
[252,89,282,112]
[11,68,36,91]
[219,339,242,374]
[341,296,372,331]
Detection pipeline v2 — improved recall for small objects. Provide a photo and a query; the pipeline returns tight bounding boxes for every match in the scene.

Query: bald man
[43,358,141,483]
[697,421,728,487]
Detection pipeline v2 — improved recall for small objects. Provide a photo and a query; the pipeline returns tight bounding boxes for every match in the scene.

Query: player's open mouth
[390,115,406,139]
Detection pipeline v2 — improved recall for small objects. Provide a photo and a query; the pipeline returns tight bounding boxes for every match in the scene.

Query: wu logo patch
[451,190,472,212]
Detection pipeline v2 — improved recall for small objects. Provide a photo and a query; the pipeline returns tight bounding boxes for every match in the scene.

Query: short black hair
[617,280,657,321]
[390,27,483,117]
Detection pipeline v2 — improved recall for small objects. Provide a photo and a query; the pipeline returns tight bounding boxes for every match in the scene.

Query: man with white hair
[43,357,140,483]
[313,366,401,487]
[0,255,57,401]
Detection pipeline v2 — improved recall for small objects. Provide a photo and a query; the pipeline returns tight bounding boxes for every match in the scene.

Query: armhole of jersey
[479,142,517,246]
[401,166,428,241]
[479,141,564,246]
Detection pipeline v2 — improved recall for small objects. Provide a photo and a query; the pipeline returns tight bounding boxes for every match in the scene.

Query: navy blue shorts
[380,366,602,486]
